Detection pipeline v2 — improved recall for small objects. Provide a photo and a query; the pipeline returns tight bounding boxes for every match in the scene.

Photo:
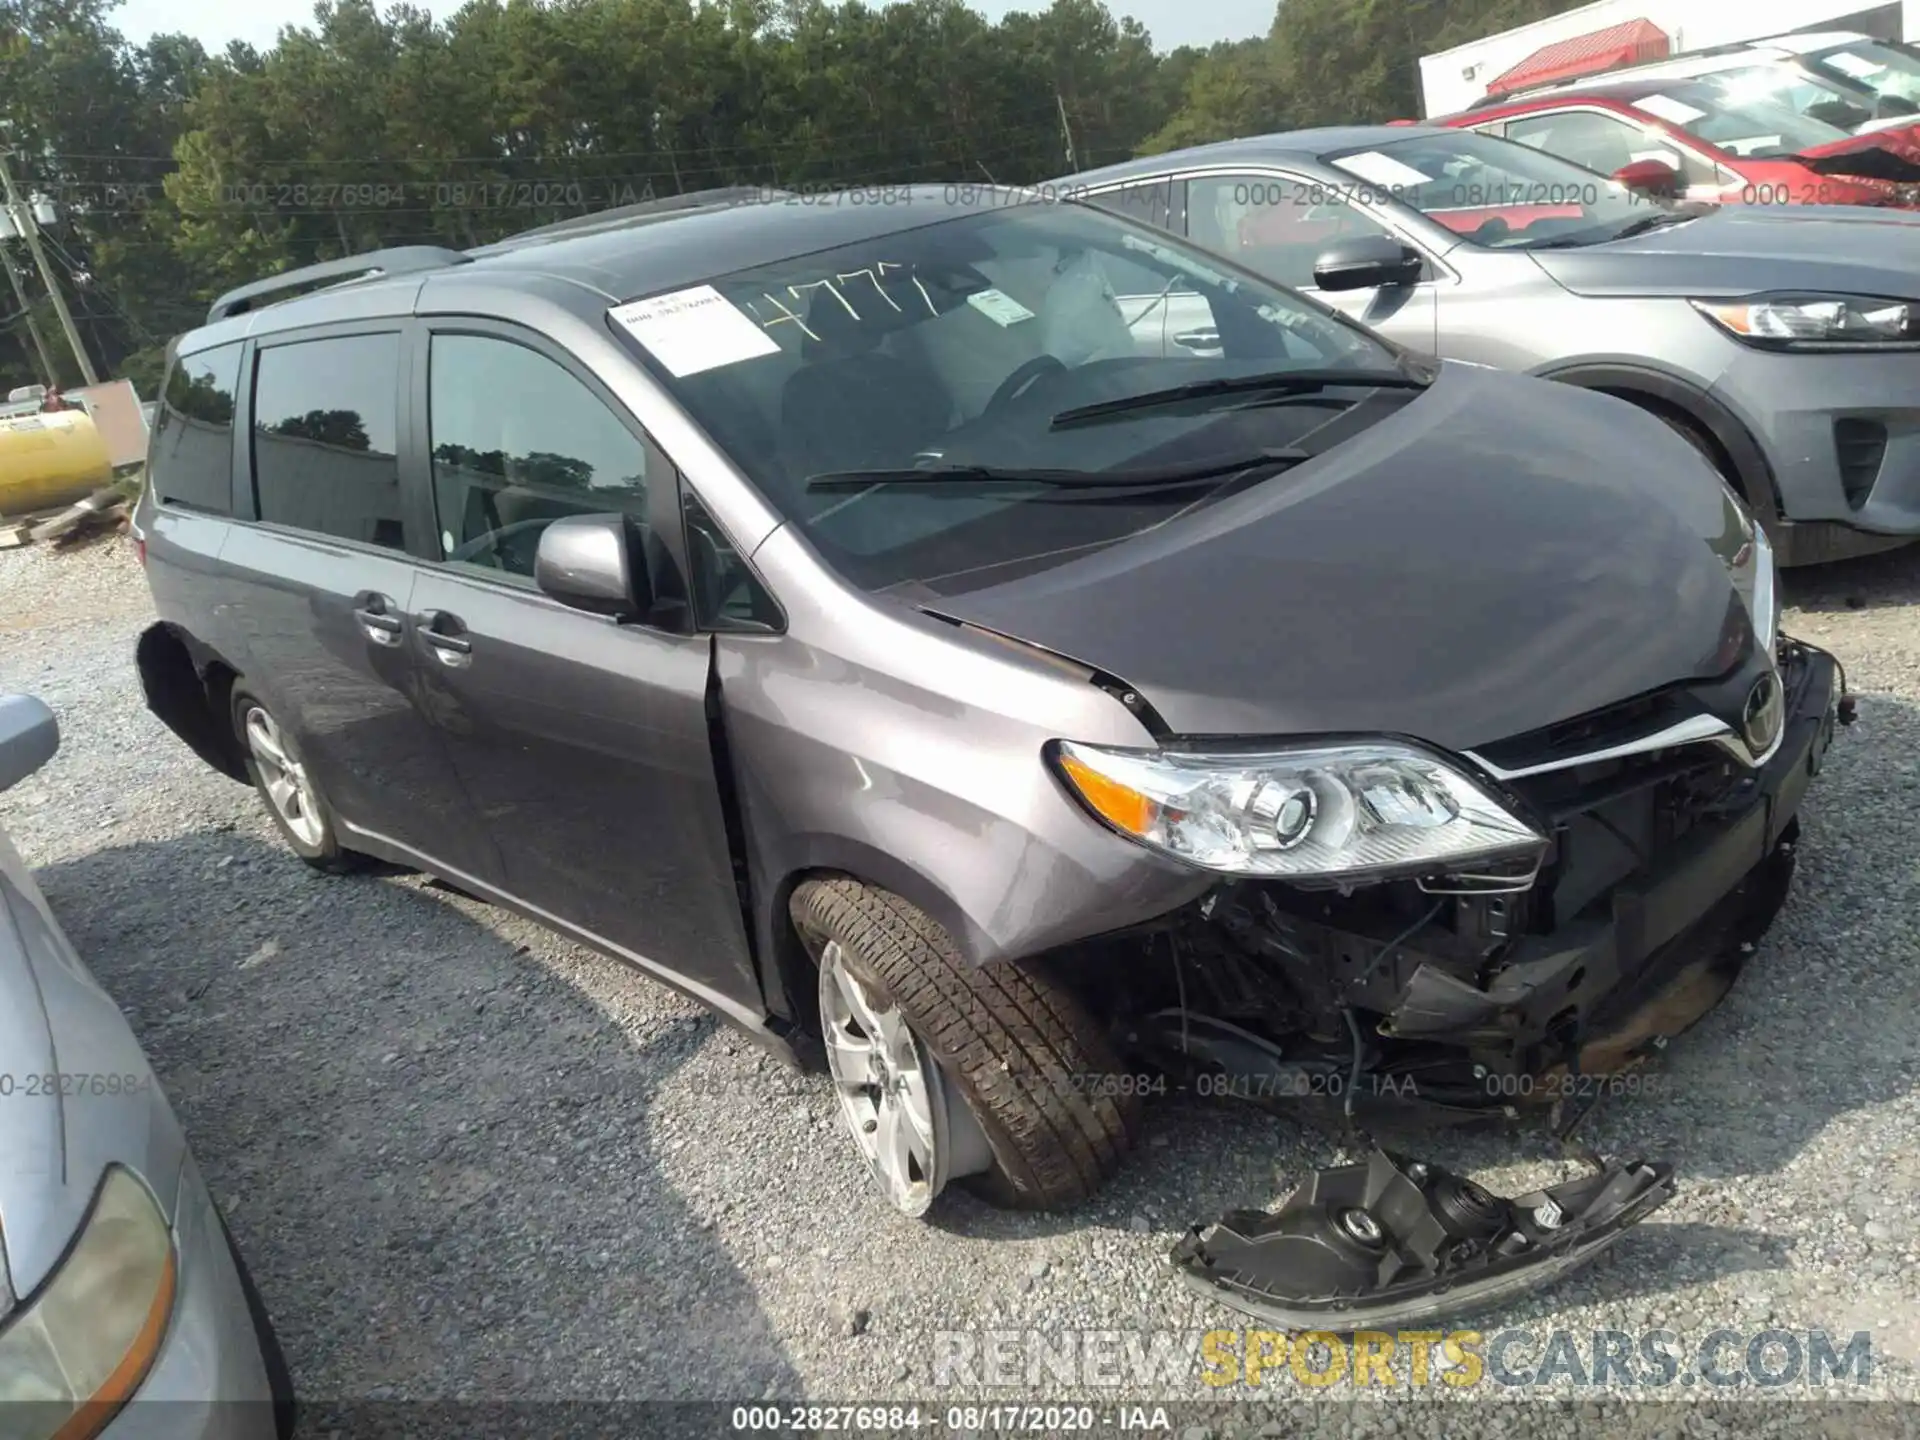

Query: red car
[1432,75,1920,209]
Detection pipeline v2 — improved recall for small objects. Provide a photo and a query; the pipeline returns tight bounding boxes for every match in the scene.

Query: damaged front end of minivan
[1043,633,1844,1326]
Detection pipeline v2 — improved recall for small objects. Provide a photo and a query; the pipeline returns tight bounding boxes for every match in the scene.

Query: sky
[111,0,1278,55]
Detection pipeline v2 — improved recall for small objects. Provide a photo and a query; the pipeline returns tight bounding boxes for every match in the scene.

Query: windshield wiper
[1529,206,1708,250]
[1048,367,1430,431]
[804,448,1309,494]
[1606,206,1710,241]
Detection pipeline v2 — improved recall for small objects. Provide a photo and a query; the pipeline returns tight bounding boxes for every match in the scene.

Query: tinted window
[1090,178,1184,232]
[1188,174,1396,290]
[1508,110,1719,190]
[252,334,405,549]
[149,343,241,514]
[1506,110,1646,175]
[427,334,649,579]
[683,490,781,631]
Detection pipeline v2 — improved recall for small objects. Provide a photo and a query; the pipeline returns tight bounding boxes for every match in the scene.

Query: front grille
[1834,418,1887,511]
[1473,686,1694,777]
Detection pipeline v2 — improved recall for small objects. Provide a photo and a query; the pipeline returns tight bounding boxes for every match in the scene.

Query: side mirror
[534,514,650,620]
[1612,158,1683,199]
[1877,94,1918,117]
[0,695,59,793]
[1312,235,1425,293]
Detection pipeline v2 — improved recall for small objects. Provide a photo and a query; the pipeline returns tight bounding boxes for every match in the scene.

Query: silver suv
[1068,124,1920,564]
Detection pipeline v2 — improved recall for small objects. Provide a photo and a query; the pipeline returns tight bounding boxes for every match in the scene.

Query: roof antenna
[977,160,998,184]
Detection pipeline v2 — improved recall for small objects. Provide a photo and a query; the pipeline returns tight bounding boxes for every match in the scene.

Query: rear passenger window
[427,334,649,579]
[251,333,406,549]
[149,344,242,514]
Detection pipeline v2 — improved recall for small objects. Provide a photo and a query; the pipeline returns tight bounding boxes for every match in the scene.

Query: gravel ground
[3,535,1920,1436]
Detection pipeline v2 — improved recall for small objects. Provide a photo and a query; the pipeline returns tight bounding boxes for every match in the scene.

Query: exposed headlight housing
[1051,739,1546,883]
[1692,293,1920,350]
[1726,504,1779,647]
[0,1167,176,1439]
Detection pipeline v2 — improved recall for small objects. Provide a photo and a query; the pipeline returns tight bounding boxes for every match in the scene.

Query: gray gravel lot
[3,536,1920,1433]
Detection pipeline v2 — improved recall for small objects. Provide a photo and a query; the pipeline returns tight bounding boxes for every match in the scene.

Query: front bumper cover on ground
[1170,1148,1676,1331]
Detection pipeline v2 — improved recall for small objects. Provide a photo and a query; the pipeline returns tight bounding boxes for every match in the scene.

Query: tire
[791,876,1139,1213]
[230,687,364,873]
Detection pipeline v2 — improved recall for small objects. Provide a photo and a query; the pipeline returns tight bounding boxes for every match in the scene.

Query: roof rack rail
[488,186,786,246]
[206,245,471,324]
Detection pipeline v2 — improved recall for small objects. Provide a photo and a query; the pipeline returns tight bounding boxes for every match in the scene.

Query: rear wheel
[230,688,364,873]
[791,877,1139,1215]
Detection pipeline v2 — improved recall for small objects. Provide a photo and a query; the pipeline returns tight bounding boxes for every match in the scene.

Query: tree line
[0,0,1586,395]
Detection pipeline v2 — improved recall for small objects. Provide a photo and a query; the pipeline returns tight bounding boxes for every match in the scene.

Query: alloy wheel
[243,705,325,848]
[818,939,949,1217]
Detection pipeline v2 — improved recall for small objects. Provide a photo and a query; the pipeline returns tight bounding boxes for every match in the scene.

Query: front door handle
[417,609,473,666]
[352,592,404,647]
[1173,328,1221,351]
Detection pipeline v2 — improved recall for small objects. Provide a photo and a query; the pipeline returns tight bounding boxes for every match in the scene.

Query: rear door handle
[352,592,404,647]
[1173,329,1221,351]
[417,609,473,666]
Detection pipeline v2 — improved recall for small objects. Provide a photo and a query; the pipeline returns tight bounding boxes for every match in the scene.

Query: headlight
[0,1167,176,1439]
[1692,294,1919,350]
[1051,739,1546,882]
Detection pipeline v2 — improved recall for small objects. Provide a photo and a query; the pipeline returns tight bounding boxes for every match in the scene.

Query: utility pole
[0,149,99,386]
[1055,91,1078,172]
[0,239,58,386]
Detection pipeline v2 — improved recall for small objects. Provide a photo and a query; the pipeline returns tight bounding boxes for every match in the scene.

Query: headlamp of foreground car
[1692,294,1919,350]
[1171,1148,1677,1331]
[0,1167,175,1439]
[1051,740,1546,882]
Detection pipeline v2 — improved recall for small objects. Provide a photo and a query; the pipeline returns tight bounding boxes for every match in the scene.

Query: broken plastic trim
[1170,1148,1675,1331]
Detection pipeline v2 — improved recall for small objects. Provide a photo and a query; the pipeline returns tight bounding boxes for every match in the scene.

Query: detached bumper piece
[1170,1148,1675,1331]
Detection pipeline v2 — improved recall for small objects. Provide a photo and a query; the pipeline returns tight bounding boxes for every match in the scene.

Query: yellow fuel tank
[0,409,114,516]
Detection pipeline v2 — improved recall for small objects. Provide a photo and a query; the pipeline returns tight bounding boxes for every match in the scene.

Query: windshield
[1635,78,1853,156]
[613,199,1407,591]
[1697,64,1874,132]
[1806,40,1920,106]
[1327,131,1659,249]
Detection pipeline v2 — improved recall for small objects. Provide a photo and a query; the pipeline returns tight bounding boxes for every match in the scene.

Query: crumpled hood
[1528,203,1920,298]
[1796,121,1920,172]
[921,365,1748,752]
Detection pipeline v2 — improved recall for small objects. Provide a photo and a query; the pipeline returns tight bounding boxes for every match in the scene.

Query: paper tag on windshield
[966,287,1036,327]
[1331,151,1433,189]
[1636,93,1707,126]
[1826,50,1883,79]
[609,286,780,377]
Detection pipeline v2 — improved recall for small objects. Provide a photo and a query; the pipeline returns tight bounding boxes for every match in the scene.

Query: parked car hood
[1528,204,1920,298]
[1796,122,1920,172]
[0,829,185,1301]
[918,364,1747,751]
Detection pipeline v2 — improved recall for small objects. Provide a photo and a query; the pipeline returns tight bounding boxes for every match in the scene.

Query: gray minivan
[133,188,1839,1324]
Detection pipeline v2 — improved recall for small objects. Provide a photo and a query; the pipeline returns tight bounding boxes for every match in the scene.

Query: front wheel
[791,877,1139,1216]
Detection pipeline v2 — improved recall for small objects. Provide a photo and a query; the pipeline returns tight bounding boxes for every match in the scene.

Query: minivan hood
[1529,203,1920,298]
[921,365,1746,752]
